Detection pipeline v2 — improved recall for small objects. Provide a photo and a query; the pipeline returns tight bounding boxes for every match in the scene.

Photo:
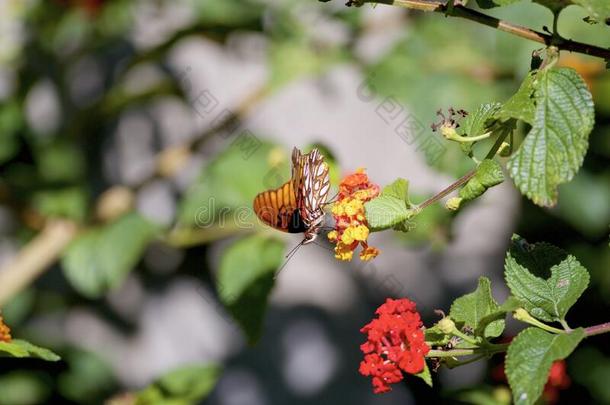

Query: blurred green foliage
[0,0,609,404]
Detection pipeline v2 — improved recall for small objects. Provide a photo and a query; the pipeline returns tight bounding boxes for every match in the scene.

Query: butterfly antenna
[274,238,306,279]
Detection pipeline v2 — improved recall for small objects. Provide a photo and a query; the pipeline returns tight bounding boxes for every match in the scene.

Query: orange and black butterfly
[253,147,330,244]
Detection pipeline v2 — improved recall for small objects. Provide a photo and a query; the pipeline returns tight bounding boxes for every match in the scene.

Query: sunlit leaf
[507,68,594,207]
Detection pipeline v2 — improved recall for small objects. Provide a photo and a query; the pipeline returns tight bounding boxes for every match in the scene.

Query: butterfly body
[253,147,330,244]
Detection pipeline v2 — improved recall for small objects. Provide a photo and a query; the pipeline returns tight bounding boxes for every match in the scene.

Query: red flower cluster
[328,169,380,261]
[543,360,570,404]
[54,0,105,15]
[0,313,11,343]
[359,298,430,393]
[493,351,570,404]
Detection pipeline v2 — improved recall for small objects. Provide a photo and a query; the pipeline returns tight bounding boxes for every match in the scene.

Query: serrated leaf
[414,362,433,387]
[365,196,413,232]
[506,328,585,405]
[505,235,589,322]
[136,364,221,405]
[459,159,504,202]
[217,235,284,343]
[365,179,414,232]
[507,67,594,207]
[61,213,157,298]
[476,296,520,338]
[450,277,505,339]
[0,339,60,361]
[498,71,536,124]
[458,103,502,155]
[381,178,410,204]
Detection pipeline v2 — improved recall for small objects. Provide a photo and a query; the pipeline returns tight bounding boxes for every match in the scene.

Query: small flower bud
[513,308,530,322]
[95,186,134,222]
[437,317,456,334]
[445,197,462,211]
[440,125,459,140]
[498,141,511,157]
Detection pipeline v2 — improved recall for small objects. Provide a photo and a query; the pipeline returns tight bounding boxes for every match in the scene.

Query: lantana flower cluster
[327,168,380,261]
[543,360,571,404]
[359,298,430,393]
[0,313,12,343]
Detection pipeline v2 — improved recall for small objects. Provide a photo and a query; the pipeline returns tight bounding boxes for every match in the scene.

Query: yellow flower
[334,243,354,261]
[329,168,381,262]
[359,246,380,261]
[341,225,369,245]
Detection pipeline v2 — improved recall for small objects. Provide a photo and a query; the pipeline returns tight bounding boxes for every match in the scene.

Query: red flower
[0,313,11,343]
[359,298,430,394]
[543,360,570,404]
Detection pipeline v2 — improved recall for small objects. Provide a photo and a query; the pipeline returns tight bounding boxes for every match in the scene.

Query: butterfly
[253,147,331,245]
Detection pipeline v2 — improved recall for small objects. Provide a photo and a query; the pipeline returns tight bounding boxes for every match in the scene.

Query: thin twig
[0,220,79,308]
[584,321,610,337]
[362,0,610,60]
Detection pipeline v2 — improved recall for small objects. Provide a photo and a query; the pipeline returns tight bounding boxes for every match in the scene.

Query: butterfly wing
[253,179,306,233]
[298,148,330,228]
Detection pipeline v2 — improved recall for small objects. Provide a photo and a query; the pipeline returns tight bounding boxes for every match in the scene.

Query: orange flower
[0,313,12,343]
[329,169,380,261]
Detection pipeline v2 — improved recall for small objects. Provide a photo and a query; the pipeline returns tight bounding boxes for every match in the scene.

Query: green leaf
[32,187,87,221]
[449,277,505,339]
[58,349,115,402]
[459,159,504,202]
[571,347,610,404]
[414,362,433,387]
[571,0,610,21]
[476,296,520,338]
[217,235,284,343]
[0,101,22,165]
[454,385,512,405]
[365,196,414,232]
[504,235,589,322]
[381,178,410,203]
[365,179,413,232]
[458,102,502,155]
[0,372,51,405]
[136,364,221,405]
[498,71,536,124]
[507,67,595,207]
[61,213,157,298]
[506,328,585,405]
[0,339,60,361]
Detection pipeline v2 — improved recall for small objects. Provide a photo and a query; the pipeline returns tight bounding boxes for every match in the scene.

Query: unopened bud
[498,141,511,157]
[96,186,134,222]
[446,197,462,211]
[513,308,530,322]
[437,317,456,334]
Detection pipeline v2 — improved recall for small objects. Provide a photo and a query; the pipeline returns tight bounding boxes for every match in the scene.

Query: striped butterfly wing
[297,148,330,228]
[253,179,306,233]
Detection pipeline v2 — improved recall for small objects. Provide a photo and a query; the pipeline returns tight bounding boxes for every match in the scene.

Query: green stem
[416,121,511,211]
[427,343,508,358]
[452,328,479,346]
[446,131,492,143]
[514,308,566,334]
